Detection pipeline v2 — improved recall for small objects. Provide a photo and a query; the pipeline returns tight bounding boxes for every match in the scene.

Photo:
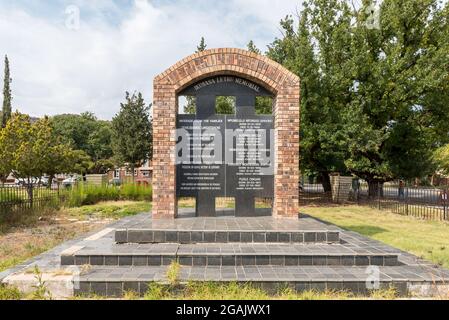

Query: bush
[121,184,152,201]
[0,285,23,300]
[66,183,152,208]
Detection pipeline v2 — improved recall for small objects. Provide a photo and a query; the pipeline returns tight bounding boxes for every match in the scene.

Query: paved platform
[62,243,400,267]
[114,209,340,244]
[2,210,449,298]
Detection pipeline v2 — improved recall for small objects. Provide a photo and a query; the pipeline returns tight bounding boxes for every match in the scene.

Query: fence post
[377,183,381,210]
[405,187,409,216]
[444,189,448,221]
[444,201,447,221]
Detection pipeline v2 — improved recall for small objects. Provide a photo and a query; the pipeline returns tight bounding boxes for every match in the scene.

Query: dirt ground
[0,201,150,272]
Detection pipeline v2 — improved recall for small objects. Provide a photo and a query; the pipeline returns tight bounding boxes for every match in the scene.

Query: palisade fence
[300,181,449,222]
[1,181,448,222]
[0,185,64,217]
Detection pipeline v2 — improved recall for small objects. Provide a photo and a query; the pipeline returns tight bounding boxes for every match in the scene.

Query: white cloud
[0,0,299,119]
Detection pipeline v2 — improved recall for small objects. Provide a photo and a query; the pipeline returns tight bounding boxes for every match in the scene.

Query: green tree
[343,0,448,194]
[111,92,153,182]
[1,55,12,128]
[0,121,13,184]
[268,2,353,192]
[247,40,262,54]
[184,37,208,115]
[268,0,449,195]
[434,145,449,176]
[1,113,89,197]
[197,37,207,52]
[51,112,113,174]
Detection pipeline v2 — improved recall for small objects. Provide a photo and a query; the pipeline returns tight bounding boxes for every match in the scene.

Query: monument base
[3,209,449,298]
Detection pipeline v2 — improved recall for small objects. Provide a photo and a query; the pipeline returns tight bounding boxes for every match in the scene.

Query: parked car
[62,176,81,188]
[109,178,122,186]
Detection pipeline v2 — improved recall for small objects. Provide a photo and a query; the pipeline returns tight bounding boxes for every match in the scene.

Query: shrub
[121,184,152,201]
[0,285,23,300]
[66,183,152,208]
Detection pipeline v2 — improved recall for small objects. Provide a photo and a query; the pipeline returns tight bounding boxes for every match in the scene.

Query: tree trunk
[48,175,54,189]
[320,172,332,193]
[26,178,34,208]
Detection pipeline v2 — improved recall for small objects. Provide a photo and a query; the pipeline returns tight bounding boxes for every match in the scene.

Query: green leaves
[50,113,113,174]
[111,92,153,175]
[434,144,449,175]
[0,113,89,182]
[269,0,449,185]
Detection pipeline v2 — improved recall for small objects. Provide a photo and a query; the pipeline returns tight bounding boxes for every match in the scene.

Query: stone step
[74,264,448,297]
[61,243,399,267]
[115,229,340,244]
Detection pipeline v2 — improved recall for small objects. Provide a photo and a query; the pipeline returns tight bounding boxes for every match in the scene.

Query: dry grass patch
[0,201,150,273]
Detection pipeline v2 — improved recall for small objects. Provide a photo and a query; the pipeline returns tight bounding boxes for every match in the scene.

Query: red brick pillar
[152,84,178,219]
[273,81,301,218]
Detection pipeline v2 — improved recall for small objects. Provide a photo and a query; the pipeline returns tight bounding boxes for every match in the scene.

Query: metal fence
[300,182,449,222]
[0,185,64,216]
[300,183,333,204]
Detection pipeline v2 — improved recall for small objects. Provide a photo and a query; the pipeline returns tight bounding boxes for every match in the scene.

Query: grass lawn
[0,201,151,273]
[304,205,449,269]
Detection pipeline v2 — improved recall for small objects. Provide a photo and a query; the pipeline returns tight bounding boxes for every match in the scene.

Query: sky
[0,0,301,120]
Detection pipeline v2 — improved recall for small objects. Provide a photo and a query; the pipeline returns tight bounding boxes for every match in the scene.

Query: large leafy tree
[268,0,449,194]
[51,112,113,173]
[0,113,89,198]
[1,55,12,128]
[111,92,153,181]
[434,144,449,176]
[267,1,353,191]
[344,0,449,194]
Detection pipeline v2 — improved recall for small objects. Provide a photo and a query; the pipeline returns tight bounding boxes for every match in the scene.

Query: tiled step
[61,243,399,267]
[75,264,448,297]
[115,229,340,244]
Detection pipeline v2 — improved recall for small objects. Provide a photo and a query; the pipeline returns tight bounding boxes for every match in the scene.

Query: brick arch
[153,48,300,219]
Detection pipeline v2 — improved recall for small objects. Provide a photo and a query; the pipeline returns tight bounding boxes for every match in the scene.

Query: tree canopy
[0,112,90,186]
[50,112,113,174]
[267,0,449,192]
[1,55,12,128]
[111,92,153,179]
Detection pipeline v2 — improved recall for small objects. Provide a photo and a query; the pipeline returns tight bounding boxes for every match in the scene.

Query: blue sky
[0,0,300,119]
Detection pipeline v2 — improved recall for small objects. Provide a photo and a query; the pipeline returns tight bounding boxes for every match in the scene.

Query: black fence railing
[300,182,449,222]
[300,183,333,204]
[0,185,64,217]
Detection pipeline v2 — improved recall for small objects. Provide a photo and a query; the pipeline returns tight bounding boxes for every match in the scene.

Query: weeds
[0,284,23,300]
[30,265,52,300]
[66,184,152,207]
[166,261,181,285]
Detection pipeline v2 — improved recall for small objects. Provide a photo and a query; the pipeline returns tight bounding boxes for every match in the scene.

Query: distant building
[107,161,153,185]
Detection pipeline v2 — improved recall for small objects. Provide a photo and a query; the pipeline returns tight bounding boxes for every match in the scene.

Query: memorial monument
[152,48,300,219]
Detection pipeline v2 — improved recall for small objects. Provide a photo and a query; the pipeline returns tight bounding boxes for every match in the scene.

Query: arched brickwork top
[154,48,299,94]
[152,48,301,219]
